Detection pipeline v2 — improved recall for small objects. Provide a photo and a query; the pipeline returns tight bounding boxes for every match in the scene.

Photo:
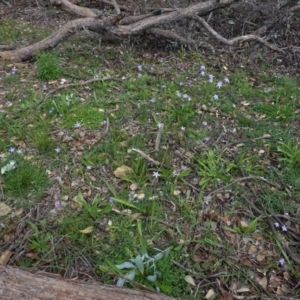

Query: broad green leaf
[116,261,135,269]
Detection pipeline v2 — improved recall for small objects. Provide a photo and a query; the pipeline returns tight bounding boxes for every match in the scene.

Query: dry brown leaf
[184,275,196,286]
[248,244,258,255]
[113,165,133,178]
[256,254,265,262]
[129,183,138,191]
[0,202,12,217]
[79,226,93,234]
[258,277,268,289]
[204,288,216,299]
[218,289,233,300]
[0,250,13,265]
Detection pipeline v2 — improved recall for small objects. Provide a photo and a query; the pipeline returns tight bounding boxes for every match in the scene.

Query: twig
[155,123,164,152]
[111,0,121,14]
[208,175,280,196]
[130,148,160,166]
[193,15,285,53]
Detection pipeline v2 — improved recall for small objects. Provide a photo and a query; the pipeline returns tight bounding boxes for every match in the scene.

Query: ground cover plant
[1,2,300,300]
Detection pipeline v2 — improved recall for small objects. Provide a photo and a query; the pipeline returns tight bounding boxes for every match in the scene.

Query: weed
[277,141,300,167]
[36,52,63,81]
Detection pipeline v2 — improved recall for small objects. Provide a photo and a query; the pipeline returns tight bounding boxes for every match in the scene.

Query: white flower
[157,122,164,128]
[213,94,219,100]
[153,171,160,178]
[208,78,214,83]
[149,98,156,103]
[232,104,236,108]
[200,65,205,70]
[224,77,230,83]
[176,91,182,97]
[216,81,223,89]
[137,65,143,72]
[9,147,15,153]
[74,121,82,128]
[55,147,61,153]
[202,121,207,126]
[86,166,92,170]
[180,126,185,131]
[200,71,205,76]
[208,74,214,80]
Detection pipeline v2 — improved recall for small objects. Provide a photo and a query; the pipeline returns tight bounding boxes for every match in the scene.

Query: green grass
[1,33,300,299]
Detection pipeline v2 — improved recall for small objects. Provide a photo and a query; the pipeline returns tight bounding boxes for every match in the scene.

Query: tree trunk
[0,265,176,300]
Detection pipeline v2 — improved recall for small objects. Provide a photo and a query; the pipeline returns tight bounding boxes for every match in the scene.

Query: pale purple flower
[74,121,82,128]
[55,147,61,153]
[213,94,219,100]
[278,258,285,266]
[17,149,23,154]
[182,94,190,100]
[157,122,164,128]
[6,101,12,106]
[179,82,184,86]
[161,85,166,88]
[48,109,53,114]
[109,197,114,203]
[149,98,156,103]
[274,222,280,228]
[86,166,92,170]
[153,171,160,178]
[224,77,230,83]
[200,66,205,70]
[138,73,142,78]
[204,137,210,142]
[181,165,188,170]
[55,201,62,209]
[176,91,181,97]
[208,74,214,80]
[9,147,15,153]
[180,126,185,131]
[11,67,17,75]
[216,81,223,89]
[200,71,205,77]
[282,225,288,232]
[208,78,214,83]
[202,121,207,126]
[137,65,143,72]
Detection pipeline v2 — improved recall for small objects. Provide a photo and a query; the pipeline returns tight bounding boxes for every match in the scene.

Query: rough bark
[0,0,237,62]
[0,265,176,300]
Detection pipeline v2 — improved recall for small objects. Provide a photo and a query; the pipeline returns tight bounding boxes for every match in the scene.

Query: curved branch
[0,18,104,61]
[193,15,285,53]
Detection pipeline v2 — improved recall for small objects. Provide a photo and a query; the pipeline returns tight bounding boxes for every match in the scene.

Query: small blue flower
[282,225,288,232]
[278,258,285,266]
[274,222,280,228]
[9,147,15,153]
[216,81,223,89]
[55,147,61,153]
[109,197,115,204]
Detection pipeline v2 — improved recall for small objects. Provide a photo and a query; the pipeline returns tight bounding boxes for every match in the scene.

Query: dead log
[0,265,176,300]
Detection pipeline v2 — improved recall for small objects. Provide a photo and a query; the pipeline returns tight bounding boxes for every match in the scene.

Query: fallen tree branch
[0,265,175,300]
[193,15,285,53]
